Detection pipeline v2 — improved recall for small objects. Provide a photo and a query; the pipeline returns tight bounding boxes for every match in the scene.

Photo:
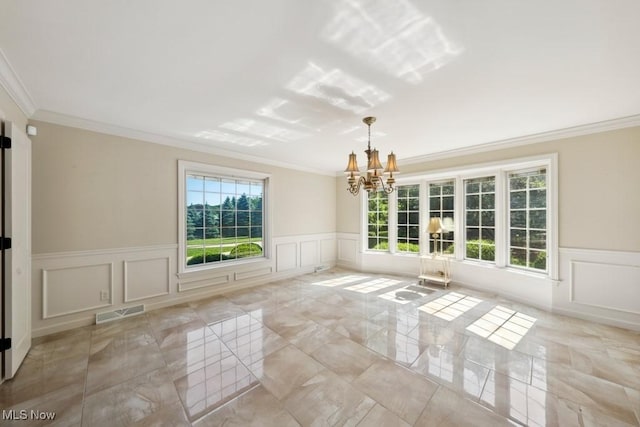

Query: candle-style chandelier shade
[345,117,399,195]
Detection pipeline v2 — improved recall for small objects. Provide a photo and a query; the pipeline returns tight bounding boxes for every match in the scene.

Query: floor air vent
[96,304,145,324]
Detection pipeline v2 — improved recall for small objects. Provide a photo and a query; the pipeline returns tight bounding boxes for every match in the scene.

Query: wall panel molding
[300,240,318,267]
[337,233,359,267]
[178,274,229,292]
[556,247,640,330]
[276,242,297,272]
[320,239,337,264]
[566,255,640,315]
[42,263,113,319]
[32,235,338,337]
[124,257,171,302]
[235,267,273,281]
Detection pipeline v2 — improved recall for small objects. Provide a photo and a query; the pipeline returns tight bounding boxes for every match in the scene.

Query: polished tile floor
[2,268,640,426]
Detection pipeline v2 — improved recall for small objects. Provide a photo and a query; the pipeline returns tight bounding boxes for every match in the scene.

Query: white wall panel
[300,241,318,267]
[43,263,113,318]
[235,267,273,281]
[570,261,640,314]
[553,248,640,330]
[124,257,170,302]
[320,239,336,264]
[338,237,358,264]
[276,242,297,272]
[178,274,229,292]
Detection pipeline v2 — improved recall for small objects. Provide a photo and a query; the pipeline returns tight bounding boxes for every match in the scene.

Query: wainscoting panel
[570,261,640,314]
[32,234,337,337]
[300,241,318,267]
[320,239,337,264]
[124,257,171,302]
[178,274,229,292]
[272,233,337,271]
[235,267,273,281]
[276,242,297,272]
[33,245,178,336]
[337,234,358,266]
[43,263,113,319]
[556,248,640,330]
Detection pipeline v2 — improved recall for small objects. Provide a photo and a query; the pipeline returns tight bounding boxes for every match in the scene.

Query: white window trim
[392,182,422,256]
[362,153,558,281]
[177,160,272,275]
[361,181,423,256]
[461,174,498,264]
[426,179,457,257]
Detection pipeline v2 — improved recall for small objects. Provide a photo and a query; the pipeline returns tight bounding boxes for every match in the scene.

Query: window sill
[362,250,422,257]
[454,258,551,280]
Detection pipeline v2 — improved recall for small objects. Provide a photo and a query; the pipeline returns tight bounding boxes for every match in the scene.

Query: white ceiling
[1,0,639,174]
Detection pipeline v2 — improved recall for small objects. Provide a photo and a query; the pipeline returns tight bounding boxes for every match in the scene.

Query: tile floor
[1,268,639,426]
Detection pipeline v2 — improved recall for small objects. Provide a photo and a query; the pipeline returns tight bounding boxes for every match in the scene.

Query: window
[429,181,455,254]
[464,176,496,261]
[179,161,268,272]
[367,190,389,250]
[361,155,556,279]
[396,184,420,253]
[508,169,547,271]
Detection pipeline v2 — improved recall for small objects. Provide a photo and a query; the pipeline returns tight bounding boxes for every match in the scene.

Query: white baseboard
[551,306,640,332]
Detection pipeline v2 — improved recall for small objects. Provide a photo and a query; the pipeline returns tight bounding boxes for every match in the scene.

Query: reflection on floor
[2,268,639,426]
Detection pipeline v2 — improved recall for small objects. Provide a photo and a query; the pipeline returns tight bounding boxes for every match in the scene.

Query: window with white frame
[179,161,268,271]
[362,154,555,278]
[508,168,547,271]
[464,176,496,262]
[367,190,389,250]
[396,184,420,253]
[428,180,455,254]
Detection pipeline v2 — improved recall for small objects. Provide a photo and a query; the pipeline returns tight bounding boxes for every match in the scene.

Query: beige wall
[0,85,28,130]
[336,126,640,252]
[31,121,336,254]
[336,175,360,233]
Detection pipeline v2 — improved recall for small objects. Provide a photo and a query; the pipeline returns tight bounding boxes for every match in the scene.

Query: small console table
[419,255,452,288]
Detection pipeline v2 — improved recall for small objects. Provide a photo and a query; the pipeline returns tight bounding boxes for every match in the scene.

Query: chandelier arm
[348,176,367,196]
[379,177,395,194]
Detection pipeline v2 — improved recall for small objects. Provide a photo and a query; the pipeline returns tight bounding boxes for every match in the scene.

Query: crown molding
[31,109,336,176]
[30,108,640,178]
[399,114,640,167]
[0,48,37,117]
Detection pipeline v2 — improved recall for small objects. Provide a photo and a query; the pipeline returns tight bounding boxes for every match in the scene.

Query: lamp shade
[344,152,360,174]
[384,152,399,174]
[427,217,443,234]
[367,149,383,171]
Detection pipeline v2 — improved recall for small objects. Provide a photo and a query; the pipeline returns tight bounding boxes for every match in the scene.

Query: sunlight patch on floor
[418,292,482,321]
[466,306,536,350]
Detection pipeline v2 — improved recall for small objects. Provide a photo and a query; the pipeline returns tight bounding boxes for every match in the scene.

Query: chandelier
[344,116,399,195]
